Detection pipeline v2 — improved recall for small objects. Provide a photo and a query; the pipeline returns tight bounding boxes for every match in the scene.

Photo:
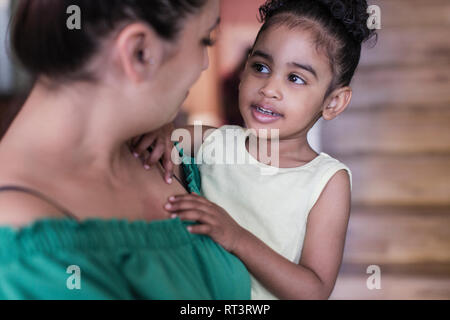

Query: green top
[0,158,250,300]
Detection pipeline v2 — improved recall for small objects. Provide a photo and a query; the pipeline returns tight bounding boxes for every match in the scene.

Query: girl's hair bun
[316,0,375,43]
[259,0,375,44]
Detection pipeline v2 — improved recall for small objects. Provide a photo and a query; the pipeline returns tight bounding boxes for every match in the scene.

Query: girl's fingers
[186,224,212,235]
[163,142,175,184]
[172,209,215,225]
[165,200,210,213]
[134,132,157,156]
[140,150,151,170]
[163,157,174,184]
[131,135,142,148]
[146,141,165,166]
[168,193,208,205]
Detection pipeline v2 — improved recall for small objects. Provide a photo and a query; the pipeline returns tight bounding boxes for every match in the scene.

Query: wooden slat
[375,0,450,28]
[338,155,450,205]
[330,273,450,300]
[330,205,450,300]
[350,64,450,109]
[342,206,450,265]
[340,262,450,277]
[360,26,450,67]
[322,108,450,155]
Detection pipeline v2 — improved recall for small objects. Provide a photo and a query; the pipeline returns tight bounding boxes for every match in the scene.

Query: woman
[0,0,250,299]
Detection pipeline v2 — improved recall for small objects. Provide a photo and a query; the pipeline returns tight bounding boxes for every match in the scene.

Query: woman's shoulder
[0,178,65,228]
[0,193,64,228]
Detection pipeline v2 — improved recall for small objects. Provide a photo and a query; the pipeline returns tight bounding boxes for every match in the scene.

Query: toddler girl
[133,0,377,300]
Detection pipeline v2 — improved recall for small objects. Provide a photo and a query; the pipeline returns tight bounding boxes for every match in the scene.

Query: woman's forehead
[199,0,221,29]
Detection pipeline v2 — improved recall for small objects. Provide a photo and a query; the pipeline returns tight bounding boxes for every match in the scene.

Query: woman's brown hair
[11,0,208,81]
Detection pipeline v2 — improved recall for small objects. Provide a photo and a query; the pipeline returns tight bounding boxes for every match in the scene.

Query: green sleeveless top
[0,153,250,300]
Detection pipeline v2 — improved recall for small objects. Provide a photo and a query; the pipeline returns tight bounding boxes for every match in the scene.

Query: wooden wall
[323,0,450,299]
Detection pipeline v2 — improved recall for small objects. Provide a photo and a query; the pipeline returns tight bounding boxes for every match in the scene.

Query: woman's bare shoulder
[0,180,65,228]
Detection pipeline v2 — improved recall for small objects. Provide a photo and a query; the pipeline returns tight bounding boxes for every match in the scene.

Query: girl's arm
[234,169,351,299]
[165,169,351,300]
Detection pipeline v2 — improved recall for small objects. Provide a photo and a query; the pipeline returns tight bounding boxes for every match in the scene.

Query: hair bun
[317,0,374,43]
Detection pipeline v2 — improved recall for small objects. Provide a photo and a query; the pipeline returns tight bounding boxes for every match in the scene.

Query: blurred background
[1,0,449,299]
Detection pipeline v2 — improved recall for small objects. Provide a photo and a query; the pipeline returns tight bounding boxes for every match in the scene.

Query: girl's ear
[115,23,165,83]
[322,87,352,121]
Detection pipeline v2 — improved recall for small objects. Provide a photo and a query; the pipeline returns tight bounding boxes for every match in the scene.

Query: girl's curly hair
[255,0,378,99]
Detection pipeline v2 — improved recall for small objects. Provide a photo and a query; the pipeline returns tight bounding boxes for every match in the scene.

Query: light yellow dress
[196,125,352,300]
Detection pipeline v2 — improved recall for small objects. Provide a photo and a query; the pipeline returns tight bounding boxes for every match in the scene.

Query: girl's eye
[289,74,306,85]
[252,63,270,74]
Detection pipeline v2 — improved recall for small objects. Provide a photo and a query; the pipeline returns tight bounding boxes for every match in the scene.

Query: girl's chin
[244,118,278,131]
[242,123,281,139]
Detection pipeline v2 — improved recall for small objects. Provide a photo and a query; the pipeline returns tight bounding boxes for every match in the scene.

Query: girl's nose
[259,78,282,100]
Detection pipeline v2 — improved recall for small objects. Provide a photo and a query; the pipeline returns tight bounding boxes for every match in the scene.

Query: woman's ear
[322,86,352,121]
[115,23,164,83]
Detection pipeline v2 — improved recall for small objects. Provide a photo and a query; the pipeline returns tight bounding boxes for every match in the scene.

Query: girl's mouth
[251,105,283,124]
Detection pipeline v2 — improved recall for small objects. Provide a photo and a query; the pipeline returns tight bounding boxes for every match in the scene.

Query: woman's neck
[1,80,141,186]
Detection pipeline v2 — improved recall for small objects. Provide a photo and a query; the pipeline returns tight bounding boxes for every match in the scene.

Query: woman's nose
[202,50,210,71]
[259,77,282,100]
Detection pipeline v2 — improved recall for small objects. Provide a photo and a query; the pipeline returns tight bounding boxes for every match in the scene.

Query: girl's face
[239,24,333,139]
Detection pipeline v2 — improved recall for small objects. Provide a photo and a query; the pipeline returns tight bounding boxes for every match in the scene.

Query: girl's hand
[130,122,176,184]
[164,193,247,253]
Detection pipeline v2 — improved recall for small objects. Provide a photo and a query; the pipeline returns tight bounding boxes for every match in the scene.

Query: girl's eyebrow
[288,62,318,80]
[252,50,318,80]
[251,50,273,62]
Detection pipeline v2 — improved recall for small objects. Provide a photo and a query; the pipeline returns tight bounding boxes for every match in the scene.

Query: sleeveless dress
[0,144,250,300]
[196,125,353,300]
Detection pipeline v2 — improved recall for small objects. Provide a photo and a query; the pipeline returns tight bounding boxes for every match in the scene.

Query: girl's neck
[0,81,140,186]
[279,136,318,162]
[246,132,318,168]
